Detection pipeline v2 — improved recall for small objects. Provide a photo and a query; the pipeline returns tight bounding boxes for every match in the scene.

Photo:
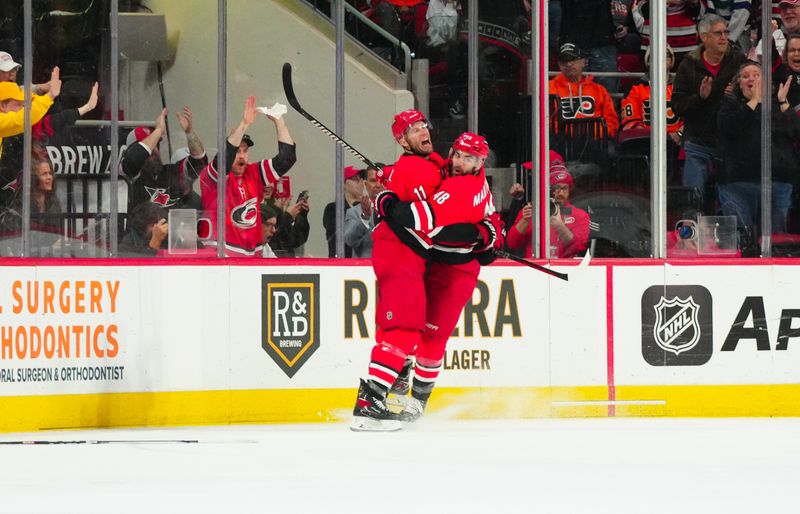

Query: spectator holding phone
[344,163,385,258]
[264,186,310,257]
[323,165,364,257]
[506,165,590,258]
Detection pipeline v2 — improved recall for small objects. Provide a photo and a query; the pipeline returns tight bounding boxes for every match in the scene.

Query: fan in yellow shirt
[0,66,62,159]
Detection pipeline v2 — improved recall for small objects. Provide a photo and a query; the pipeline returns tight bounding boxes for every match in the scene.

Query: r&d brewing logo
[641,285,713,366]
[261,275,320,377]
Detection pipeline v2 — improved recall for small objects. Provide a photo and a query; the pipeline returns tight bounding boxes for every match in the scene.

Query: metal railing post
[335,0,345,258]
[110,0,120,256]
[761,0,773,257]
[650,0,667,258]
[216,0,227,257]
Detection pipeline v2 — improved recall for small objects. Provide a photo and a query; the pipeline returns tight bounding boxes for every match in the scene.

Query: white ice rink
[1,417,798,513]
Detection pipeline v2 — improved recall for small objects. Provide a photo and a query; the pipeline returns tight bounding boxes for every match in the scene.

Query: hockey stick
[494,250,570,281]
[0,438,260,445]
[282,63,379,169]
[0,439,199,445]
[283,60,569,281]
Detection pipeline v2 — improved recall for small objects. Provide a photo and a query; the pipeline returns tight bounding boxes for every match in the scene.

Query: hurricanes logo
[560,96,596,119]
[653,296,700,355]
[231,198,258,229]
[144,186,178,207]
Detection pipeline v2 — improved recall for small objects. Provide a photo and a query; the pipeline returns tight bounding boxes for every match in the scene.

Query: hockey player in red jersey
[199,96,296,256]
[350,109,445,431]
[351,128,503,431]
[376,132,501,424]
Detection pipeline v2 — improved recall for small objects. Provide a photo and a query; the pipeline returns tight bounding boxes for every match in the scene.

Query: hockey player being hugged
[351,128,503,432]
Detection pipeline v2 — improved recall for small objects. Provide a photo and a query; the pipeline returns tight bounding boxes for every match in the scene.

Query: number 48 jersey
[386,167,495,264]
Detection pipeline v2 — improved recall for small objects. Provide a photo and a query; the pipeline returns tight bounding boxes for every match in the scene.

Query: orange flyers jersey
[549,74,620,137]
[621,82,683,134]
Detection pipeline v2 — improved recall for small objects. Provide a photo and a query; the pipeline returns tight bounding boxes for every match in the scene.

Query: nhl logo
[641,285,713,366]
[653,296,701,355]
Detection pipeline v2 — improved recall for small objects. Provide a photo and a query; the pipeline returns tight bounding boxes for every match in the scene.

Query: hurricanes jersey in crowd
[621,82,683,134]
[199,142,288,256]
[121,142,207,210]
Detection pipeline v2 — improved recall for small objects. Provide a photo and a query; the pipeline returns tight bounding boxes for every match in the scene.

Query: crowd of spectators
[543,2,800,256]
[4,1,800,259]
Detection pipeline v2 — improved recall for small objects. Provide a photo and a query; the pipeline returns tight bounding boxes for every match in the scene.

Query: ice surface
[0,418,798,513]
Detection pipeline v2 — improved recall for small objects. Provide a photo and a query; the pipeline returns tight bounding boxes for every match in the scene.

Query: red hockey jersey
[386,167,495,263]
[374,151,446,253]
[405,171,493,230]
[199,152,282,256]
[377,152,445,202]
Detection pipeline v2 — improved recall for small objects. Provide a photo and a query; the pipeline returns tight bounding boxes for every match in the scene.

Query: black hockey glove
[373,190,399,222]
[475,212,505,253]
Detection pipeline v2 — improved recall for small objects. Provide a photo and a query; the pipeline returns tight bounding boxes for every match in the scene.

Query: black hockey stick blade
[494,250,569,281]
[282,62,309,119]
[282,63,379,169]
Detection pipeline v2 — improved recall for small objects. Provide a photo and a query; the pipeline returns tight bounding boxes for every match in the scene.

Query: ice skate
[350,379,402,432]
[399,396,427,423]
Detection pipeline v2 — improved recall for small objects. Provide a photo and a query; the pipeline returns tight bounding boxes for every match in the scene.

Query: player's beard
[451,163,477,176]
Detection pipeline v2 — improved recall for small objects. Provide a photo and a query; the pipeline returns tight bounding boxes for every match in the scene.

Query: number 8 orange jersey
[621,82,683,134]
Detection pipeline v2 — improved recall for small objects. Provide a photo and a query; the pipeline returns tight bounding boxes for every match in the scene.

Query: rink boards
[0,258,799,431]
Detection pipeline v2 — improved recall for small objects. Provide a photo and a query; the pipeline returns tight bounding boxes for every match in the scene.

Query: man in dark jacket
[672,13,747,207]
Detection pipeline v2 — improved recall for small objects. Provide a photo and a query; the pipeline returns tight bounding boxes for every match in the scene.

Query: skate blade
[349,416,403,432]
[386,394,410,413]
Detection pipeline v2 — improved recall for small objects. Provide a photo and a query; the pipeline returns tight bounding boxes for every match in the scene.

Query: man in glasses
[673,14,746,210]
[506,163,590,259]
